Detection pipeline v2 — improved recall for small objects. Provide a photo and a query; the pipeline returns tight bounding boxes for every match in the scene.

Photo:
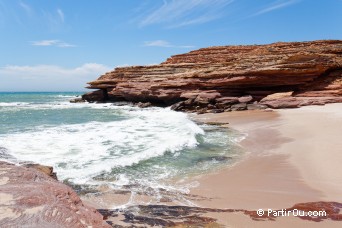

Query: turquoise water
[0,92,244,207]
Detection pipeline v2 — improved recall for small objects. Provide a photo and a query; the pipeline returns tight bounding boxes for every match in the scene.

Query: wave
[54,95,79,98]
[0,108,204,184]
[0,147,17,163]
[0,93,245,207]
[0,102,30,107]
[0,101,145,110]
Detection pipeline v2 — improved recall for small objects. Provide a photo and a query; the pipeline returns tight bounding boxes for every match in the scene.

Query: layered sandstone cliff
[83,40,342,112]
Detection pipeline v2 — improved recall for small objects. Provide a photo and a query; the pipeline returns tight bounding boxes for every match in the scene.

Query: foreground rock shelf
[83,40,342,112]
[0,162,110,228]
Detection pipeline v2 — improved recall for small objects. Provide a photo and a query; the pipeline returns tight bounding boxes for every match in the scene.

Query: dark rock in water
[70,98,85,103]
[170,101,185,111]
[111,101,133,106]
[82,90,105,102]
[136,102,152,108]
[196,156,231,164]
[0,162,110,228]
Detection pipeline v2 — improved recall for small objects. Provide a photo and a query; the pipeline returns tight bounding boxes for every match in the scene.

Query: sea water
[0,92,244,207]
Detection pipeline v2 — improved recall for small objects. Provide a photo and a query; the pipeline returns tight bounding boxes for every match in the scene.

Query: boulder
[238,95,253,103]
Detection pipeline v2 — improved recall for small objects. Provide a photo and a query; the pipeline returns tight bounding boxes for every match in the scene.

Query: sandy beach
[191,103,342,227]
[81,104,342,227]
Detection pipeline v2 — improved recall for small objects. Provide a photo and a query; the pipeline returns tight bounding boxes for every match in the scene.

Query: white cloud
[57,8,64,22]
[43,8,66,31]
[31,40,59,46]
[19,1,33,17]
[251,0,300,17]
[0,63,110,77]
[167,15,218,28]
[31,40,76,48]
[144,40,172,47]
[115,64,130,68]
[57,42,76,48]
[0,63,112,91]
[140,0,235,28]
[144,40,194,48]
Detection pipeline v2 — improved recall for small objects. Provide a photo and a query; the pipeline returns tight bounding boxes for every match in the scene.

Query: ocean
[0,92,244,208]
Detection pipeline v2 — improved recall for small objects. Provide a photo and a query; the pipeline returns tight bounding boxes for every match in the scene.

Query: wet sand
[191,103,342,226]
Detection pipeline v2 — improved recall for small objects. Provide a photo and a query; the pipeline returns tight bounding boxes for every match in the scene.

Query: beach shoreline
[189,103,342,226]
[81,103,342,227]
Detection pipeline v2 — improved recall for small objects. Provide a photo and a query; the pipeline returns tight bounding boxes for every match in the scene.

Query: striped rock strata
[83,40,342,112]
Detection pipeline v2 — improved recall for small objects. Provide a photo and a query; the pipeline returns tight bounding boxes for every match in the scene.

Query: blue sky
[0,0,341,91]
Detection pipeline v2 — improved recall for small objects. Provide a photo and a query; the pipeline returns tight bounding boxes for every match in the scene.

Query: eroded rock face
[84,40,342,112]
[0,162,110,228]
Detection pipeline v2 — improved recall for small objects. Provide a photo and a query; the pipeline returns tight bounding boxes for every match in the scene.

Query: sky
[0,0,341,91]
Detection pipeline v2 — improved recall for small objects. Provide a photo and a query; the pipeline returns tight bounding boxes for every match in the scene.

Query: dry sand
[190,103,342,227]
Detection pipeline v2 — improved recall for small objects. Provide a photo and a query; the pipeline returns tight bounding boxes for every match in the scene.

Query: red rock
[216,97,239,105]
[180,91,200,99]
[194,91,221,104]
[84,40,342,111]
[0,162,110,228]
[23,163,57,180]
[260,96,342,109]
[238,95,253,103]
[260,92,293,101]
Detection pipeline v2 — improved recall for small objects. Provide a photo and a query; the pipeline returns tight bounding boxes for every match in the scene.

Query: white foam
[0,101,144,110]
[0,107,204,184]
[54,95,79,98]
[0,102,30,107]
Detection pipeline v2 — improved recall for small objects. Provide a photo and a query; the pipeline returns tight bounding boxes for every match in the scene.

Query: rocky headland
[82,40,342,113]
